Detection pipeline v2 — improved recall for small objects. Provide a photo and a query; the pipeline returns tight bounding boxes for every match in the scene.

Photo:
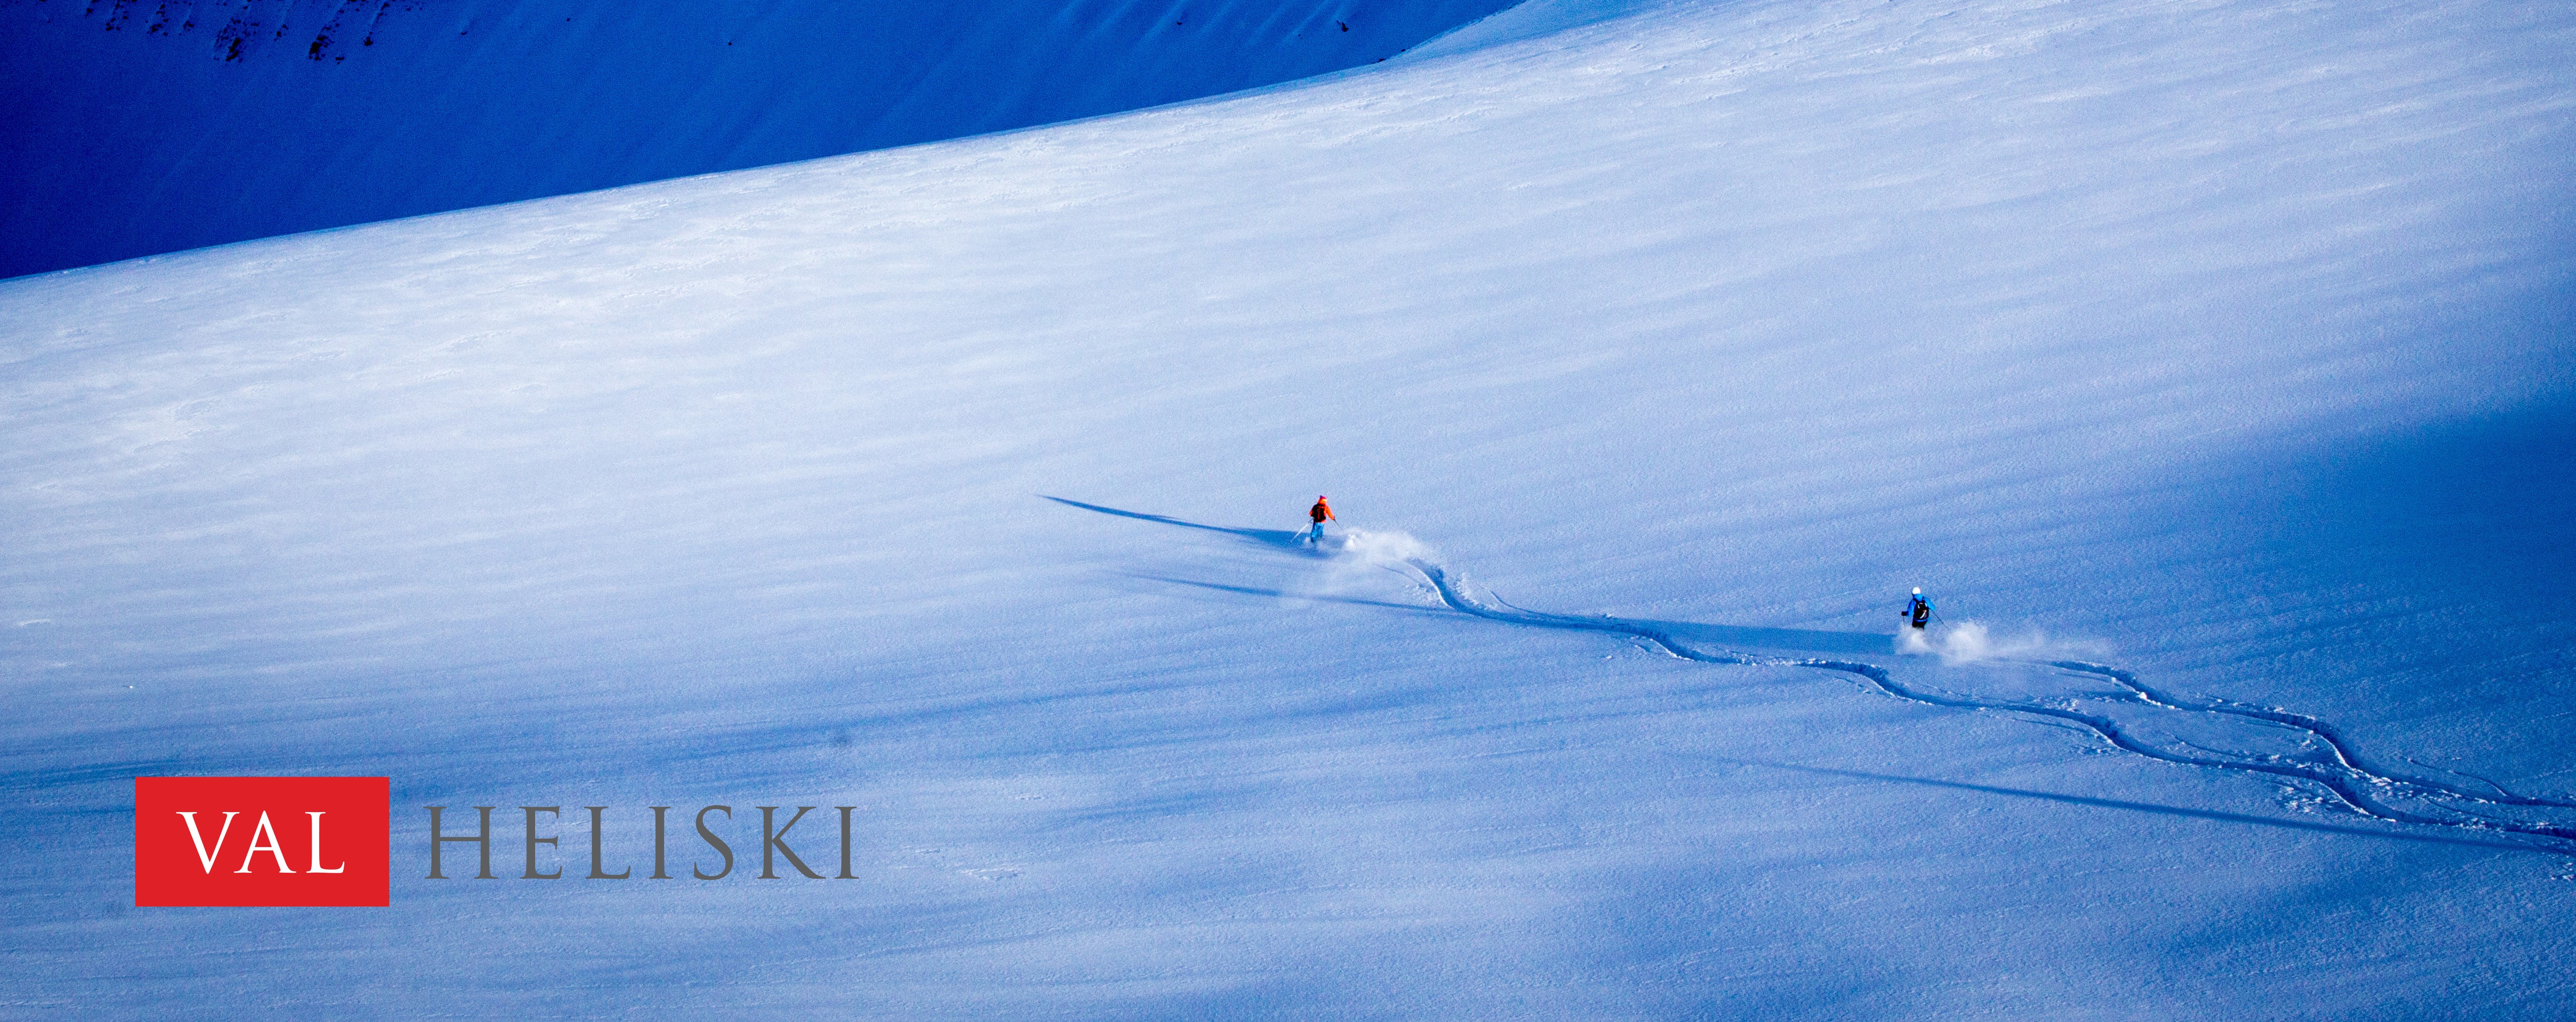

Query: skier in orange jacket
[1306,495,1335,544]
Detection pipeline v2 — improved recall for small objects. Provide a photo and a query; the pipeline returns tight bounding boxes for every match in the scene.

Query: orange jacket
[1309,499,1335,524]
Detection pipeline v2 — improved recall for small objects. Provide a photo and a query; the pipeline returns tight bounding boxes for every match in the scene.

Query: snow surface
[5,0,2576,1015]
[0,0,1513,278]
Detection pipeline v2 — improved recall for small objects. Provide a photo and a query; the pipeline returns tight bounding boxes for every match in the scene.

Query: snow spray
[1901,621,2097,663]
[1299,529,1441,600]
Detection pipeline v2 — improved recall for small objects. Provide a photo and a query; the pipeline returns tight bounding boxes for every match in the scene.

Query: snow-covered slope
[0,0,1512,278]
[4,0,2574,1015]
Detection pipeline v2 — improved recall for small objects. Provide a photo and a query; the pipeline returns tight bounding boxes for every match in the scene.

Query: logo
[134,777,390,907]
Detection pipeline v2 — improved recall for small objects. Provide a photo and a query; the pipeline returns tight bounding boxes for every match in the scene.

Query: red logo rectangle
[134,777,390,907]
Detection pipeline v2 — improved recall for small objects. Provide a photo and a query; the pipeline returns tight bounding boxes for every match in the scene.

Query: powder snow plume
[1301,529,1443,600]
[1902,621,2102,664]
[1325,529,1437,568]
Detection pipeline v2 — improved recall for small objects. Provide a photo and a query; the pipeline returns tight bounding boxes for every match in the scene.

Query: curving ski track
[1396,559,2576,847]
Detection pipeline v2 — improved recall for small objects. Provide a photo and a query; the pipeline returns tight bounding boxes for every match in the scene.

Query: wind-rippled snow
[3,0,2572,1015]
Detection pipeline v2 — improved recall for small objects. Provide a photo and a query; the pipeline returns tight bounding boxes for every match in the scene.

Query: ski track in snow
[1065,495,2576,850]
[1391,558,2576,847]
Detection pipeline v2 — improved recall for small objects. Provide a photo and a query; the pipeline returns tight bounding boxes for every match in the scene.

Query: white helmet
[1912,588,1922,595]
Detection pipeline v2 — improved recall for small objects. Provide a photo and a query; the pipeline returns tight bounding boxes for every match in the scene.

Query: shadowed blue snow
[0,0,1514,278]
[3,0,2575,1015]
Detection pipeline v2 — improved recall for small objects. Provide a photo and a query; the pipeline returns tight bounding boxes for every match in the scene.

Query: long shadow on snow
[1130,573,1481,619]
[1048,495,1891,654]
[1043,496,1308,550]
[1049,497,2576,849]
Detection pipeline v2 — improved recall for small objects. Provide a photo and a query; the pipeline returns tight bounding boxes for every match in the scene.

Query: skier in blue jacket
[1904,588,1933,630]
